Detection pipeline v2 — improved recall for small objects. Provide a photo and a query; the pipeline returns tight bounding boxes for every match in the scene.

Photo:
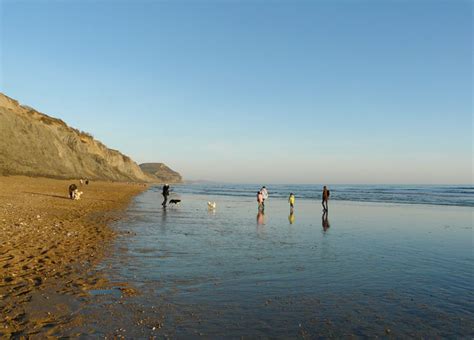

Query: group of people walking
[161,183,331,214]
[257,185,330,212]
[160,183,331,231]
[256,185,331,230]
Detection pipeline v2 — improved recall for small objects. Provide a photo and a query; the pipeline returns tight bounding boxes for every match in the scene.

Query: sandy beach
[0,176,146,337]
[1,179,472,337]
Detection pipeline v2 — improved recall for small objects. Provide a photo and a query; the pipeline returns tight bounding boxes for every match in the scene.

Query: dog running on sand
[168,199,181,205]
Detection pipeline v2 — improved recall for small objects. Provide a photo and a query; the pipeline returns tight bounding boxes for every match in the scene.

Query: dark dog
[169,199,181,205]
[68,184,77,199]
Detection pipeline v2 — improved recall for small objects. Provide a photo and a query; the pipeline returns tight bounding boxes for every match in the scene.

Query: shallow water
[85,188,473,337]
[178,183,474,207]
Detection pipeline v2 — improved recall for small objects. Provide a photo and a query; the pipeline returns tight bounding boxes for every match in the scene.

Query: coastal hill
[0,92,181,182]
[139,163,183,183]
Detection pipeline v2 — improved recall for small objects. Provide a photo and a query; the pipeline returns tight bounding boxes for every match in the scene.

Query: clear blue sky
[1,0,472,184]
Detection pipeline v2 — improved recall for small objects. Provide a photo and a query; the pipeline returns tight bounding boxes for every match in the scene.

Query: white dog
[73,189,83,200]
[207,201,216,209]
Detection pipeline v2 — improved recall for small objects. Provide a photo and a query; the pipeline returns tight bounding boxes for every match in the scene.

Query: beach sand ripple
[0,176,146,337]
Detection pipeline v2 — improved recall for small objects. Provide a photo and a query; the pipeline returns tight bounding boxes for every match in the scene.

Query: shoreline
[163,191,473,210]
[0,176,147,337]
[70,189,472,338]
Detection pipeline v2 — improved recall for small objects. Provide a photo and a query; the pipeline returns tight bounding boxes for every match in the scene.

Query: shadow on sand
[23,191,70,200]
[22,191,118,203]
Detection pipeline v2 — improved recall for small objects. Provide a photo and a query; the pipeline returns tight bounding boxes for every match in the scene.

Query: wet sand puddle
[77,189,473,338]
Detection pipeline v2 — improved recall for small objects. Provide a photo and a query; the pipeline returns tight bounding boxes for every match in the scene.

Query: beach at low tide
[0,176,147,337]
[70,187,473,338]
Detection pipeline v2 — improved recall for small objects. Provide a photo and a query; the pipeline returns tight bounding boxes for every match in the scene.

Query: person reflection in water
[322,211,330,232]
[257,209,265,225]
[161,206,168,226]
[288,211,295,224]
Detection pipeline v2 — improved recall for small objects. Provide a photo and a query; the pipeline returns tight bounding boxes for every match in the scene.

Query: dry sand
[0,176,147,337]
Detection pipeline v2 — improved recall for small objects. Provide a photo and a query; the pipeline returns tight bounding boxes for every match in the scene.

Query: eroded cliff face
[0,93,151,182]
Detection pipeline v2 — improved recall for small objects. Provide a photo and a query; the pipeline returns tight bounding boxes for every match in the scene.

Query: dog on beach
[68,184,83,200]
[72,189,83,200]
[169,199,181,205]
[207,202,216,209]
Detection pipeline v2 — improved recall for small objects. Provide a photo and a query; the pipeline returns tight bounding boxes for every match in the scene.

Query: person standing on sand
[322,186,330,212]
[288,193,295,212]
[260,186,269,208]
[162,184,170,207]
[257,190,264,211]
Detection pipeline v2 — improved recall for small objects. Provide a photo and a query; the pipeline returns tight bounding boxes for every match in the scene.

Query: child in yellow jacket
[288,193,295,211]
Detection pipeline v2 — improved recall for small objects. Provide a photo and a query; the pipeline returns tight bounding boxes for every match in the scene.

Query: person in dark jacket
[162,184,170,207]
[68,184,78,199]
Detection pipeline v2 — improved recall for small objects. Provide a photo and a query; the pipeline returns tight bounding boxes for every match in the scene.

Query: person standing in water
[162,184,170,207]
[257,190,264,211]
[322,186,330,212]
[288,193,295,212]
[260,186,269,208]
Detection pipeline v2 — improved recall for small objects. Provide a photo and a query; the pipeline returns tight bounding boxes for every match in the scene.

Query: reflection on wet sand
[88,190,474,338]
[257,210,265,225]
[256,210,266,238]
[161,207,167,223]
[288,211,295,224]
[322,211,330,232]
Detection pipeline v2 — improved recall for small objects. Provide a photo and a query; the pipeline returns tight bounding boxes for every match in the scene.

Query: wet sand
[0,176,147,337]
[76,189,472,338]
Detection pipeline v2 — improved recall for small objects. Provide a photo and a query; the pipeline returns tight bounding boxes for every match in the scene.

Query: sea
[77,184,473,338]
[177,183,474,207]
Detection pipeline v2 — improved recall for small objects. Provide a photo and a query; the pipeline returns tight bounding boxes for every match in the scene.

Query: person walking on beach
[288,193,295,212]
[162,184,170,207]
[322,186,330,212]
[257,190,264,211]
[260,186,269,208]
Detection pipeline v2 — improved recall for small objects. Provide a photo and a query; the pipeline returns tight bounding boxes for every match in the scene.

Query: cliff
[0,92,170,182]
[139,163,183,183]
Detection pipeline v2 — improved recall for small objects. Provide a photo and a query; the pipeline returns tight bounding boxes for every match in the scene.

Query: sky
[0,0,472,184]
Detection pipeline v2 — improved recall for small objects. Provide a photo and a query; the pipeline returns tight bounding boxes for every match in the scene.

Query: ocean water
[177,183,474,207]
[81,185,473,338]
